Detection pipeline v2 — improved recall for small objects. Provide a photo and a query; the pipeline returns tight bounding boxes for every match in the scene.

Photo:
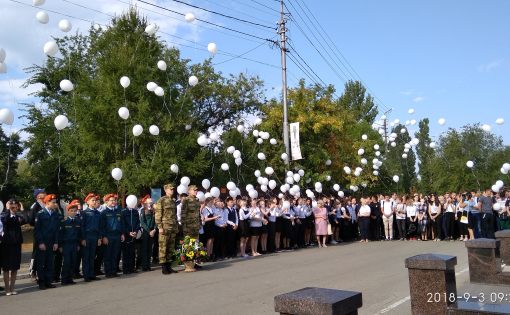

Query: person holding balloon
[121,195,141,274]
[100,194,125,278]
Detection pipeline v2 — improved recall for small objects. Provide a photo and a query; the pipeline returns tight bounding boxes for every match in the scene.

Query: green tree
[22,10,264,197]
[0,128,23,201]
[415,118,435,194]
[337,80,378,124]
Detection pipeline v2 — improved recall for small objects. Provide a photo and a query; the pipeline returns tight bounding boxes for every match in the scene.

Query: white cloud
[0,78,43,105]
[400,89,414,96]
[478,59,504,72]
[413,96,425,103]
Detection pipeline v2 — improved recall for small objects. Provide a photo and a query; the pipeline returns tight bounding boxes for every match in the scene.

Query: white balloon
[270,138,277,145]
[226,181,236,191]
[177,184,188,195]
[185,12,196,22]
[235,158,242,166]
[466,160,474,168]
[149,125,159,136]
[170,164,179,173]
[391,142,396,147]
[233,150,241,159]
[503,163,510,172]
[429,142,437,149]
[260,185,268,192]
[361,134,368,140]
[361,158,368,165]
[492,185,500,193]
[43,41,58,56]
[481,124,491,132]
[197,191,205,202]
[180,176,191,186]
[59,79,74,92]
[286,177,294,185]
[257,138,263,144]
[249,190,258,199]
[118,107,129,120]
[227,146,235,154]
[54,115,68,130]
[58,19,72,32]
[145,24,157,35]
[0,48,5,63]
[188,75,199,86]
[254,170,261,177]
[438,118,446,126]
[280,185,288,193]
[146,82,157,91]
[197,135,208,146]
[111,167,123,181]
[157,60,167,71]
[265,167,274,175]
[496,180,504,188]
[120,76,130,88]
[229,190,238,198]
[402,153,408,159]
[224,119,230,125]
[221,163,229,171]
[281,153,288,161]
[126,195,138,208]
[408,108,415,114]
[393,175,400,183]
[501,167,509,175]
[201,179,210,190]
[298,169,305,176]
[209,132,219,141]
[252,130,259,137]
[357,148,365,156]
[257,152,266,160]
[494,203,502,211]
[204,192,212,199]
[185,124,192,131]
[373,170,379,176]
[401,128,407,134]
[343,166,351,174]
[0,108,14,125]
[246,184,254,192]
[236,125,245,133]
[332,184,339,191]
[338,191,345,198]
[36,11,49,24]
[293,174,301,182]
[132,124,143,137]
[375,151,381,157]
[33,0,45,6]
[207,42,217,55]
[495,118,505,125]
[325,159,332,166]
[154,86,164,96]
[267,180,276,190]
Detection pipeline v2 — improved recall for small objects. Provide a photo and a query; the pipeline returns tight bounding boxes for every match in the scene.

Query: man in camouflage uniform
[180,185,201,239]
[154,184,178,274]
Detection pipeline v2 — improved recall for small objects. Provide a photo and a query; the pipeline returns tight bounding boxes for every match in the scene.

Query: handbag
[460,216,468,224]
[327,223,333,235]
[136,229,142,239]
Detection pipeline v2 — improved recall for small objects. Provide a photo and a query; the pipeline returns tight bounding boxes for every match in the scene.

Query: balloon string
[124,120,127,155]
[133,138,135,157]
[0,127,14,191]
[209,148,215,181]
[57,131,62,188]
[177,87,189,116]
[471,168,481,192]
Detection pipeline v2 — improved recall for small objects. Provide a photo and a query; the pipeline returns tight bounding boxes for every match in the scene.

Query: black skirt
[282,219,293,238]
[238,220,251,238]
[305,216,315,229]
[276,217,284,233]
[261,222,269,234]
[1,243,21,270]
[203,221,215,240]
[250,226,262,236]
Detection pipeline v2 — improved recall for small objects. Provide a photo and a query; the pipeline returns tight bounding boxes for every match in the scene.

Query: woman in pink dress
[313,200,328,248]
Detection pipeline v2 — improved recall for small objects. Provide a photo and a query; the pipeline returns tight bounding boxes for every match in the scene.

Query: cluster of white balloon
[0,47,7,74]
[491,179,505,193]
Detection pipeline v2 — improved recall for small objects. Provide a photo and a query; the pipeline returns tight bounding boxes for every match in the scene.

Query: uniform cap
[85,193,96,202]
[164,183,175,190]
[103,193,118,202]
[33,188,45,199]
[141,194,152,204]
[43,194,57,204]
[66,199,80,211]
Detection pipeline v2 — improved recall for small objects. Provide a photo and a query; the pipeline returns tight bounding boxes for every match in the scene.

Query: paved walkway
[0,240,489,314]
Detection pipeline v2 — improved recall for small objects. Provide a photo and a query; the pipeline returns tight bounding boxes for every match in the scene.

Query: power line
[200,0,276,25]
[136,0,276,43]
[250,0,281,13]
[294,0,391,111]
[164,0,276,30]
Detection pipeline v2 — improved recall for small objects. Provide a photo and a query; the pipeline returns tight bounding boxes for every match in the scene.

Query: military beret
[85,193,96,202]
[33,188,45,199]
[164,183,175,190]
[141,194,152,204]
[103,193,118,202]
[66,199,80,211]
[43,194,57,204]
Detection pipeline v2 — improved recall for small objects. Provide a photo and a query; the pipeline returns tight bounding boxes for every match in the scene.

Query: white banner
[289,122,302,160]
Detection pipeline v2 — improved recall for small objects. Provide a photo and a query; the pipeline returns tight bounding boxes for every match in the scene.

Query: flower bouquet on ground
[176,235,207,272]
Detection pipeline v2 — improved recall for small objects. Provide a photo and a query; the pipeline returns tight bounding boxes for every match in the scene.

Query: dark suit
[34,208,61,285]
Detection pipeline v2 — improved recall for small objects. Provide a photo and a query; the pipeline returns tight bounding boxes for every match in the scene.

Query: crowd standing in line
[0,185,508,296]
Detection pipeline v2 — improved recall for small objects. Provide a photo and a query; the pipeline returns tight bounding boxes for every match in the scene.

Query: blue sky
[1,0,509,145]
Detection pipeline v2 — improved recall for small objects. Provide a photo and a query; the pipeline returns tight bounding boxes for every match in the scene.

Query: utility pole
[279,0,290,162]
[382,108,392,152]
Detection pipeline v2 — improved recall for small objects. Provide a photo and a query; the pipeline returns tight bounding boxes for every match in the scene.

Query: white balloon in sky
[201,179,211,190]
[59,79,74,92]
[361,134,368,140]
[236,125,244,133]
[188,75,198,86]
[149,125,159,136]
[257,152,266,160]
[257,138,263,144]
[58,19,72,32]
[0,48,5,63]
[466,160,474,168]
[281,153,288,161]
[36,11,49,24]
[481,124,491,132]
[270,138,277,145]
[132,124,143,137]
[495,118,505,125]
[374,144,380,150]
[209,132,219,141]
[393,175,400,183]
[43,41,58,56]
[157,60,167,71]
[0,108,14,125]
[438,118,446,126]
[207,42,217,55]
[118,107,129,120]
[184,13,196,22]
[227,146,235,154]
[429,142,437,149]
[221,163,229,171]
[154,86,164,96]
[120,76,130,88]
[357,148,365,156]
[503,163,510,172]
[33,0,45,6]
[410,119,417,126]
[170,164,179,173]
[54,115,69,131]
[145,24,157,35]
[408,108,415,114]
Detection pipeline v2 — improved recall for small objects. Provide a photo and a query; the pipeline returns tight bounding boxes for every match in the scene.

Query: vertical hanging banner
[289,122,303,160]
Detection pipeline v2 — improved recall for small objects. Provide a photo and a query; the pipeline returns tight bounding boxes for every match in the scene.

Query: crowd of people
[0,184,508,296]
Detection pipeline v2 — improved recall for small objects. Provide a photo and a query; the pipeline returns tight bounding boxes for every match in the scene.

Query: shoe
[161,264,170,275]
[95,271,105,276]
[46,283,56,289]
[11,291,17,295]
[74,273,83,279]
[0,286,4,291]
[90,277,101,281]
[38,283,47,290]
[331,240,338,244]
[6,292,12,296]
[84,278,92,282]
[53,278,60,283]
[194,264,202,270]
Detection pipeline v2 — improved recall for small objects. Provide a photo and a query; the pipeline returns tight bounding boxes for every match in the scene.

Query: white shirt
[430,204,440,214]
[238,207,250,221]
[406,205,417,217]
[382,201,393,216]
[249,207,263,227]
[176,203,182,225]
[396,204,406,219]
[214,207,228,227]
[359,205,371,217]
[445,204,455,213]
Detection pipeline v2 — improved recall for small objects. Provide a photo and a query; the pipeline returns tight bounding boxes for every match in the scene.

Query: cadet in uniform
[181,185,201,239]
[154,184,178,274]
[58,200,81,285]
[100,194,124,278]
[34,194,61,290]
[81,193,102,282]
[121,202,140,274]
